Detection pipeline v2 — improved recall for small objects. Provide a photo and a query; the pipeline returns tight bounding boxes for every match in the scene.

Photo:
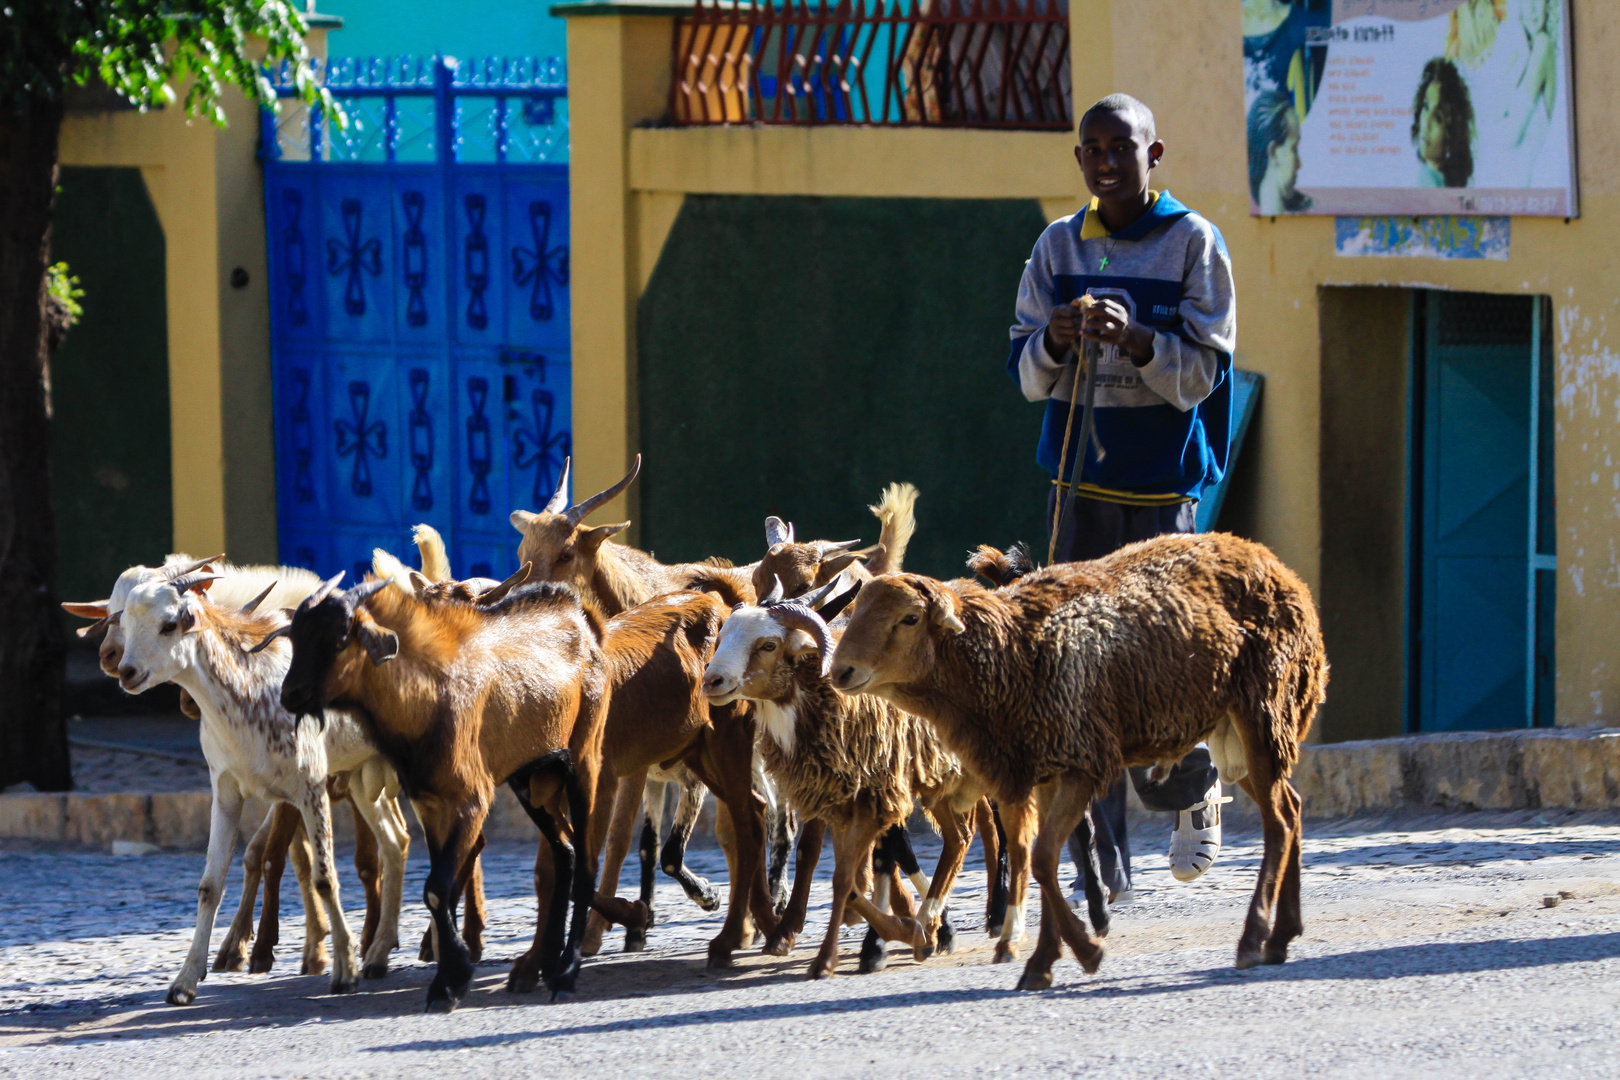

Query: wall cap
[552,0,700,16]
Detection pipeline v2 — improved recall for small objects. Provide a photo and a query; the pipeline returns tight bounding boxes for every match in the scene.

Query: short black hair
[1246,90,1296,200]
[1080,93,1156,143]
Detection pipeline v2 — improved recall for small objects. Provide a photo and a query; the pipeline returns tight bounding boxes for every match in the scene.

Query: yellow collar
[1079,190,1161,240]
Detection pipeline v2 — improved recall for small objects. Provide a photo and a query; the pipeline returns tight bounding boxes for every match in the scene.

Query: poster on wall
[1243,0,1577,216]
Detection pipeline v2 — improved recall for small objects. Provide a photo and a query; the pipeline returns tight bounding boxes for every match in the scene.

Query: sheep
[267,566,614,1008]
[828,532,1328,990]
[62,556,402,979]
[703,576,990,978]
[113,571,410,1005]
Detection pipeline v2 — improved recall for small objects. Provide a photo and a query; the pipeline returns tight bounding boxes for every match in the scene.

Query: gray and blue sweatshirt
[1008,190,1237,505]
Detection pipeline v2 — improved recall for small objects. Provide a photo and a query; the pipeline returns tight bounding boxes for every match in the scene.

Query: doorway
[1409,291,1555,732]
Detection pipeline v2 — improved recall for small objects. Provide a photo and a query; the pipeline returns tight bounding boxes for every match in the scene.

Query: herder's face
[1076,109,1161,207]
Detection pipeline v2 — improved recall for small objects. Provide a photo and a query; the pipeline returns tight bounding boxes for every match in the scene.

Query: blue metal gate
[261,56,570,583]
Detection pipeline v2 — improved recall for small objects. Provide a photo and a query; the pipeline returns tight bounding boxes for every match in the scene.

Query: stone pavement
[1,809,1618,1079]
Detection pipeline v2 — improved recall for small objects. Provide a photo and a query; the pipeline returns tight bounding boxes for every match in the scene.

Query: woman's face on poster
[1418,80,1447,165]
[1270,111,1301,190]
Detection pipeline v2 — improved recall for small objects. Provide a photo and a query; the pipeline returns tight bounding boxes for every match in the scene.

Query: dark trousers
[1047,489,1219,894]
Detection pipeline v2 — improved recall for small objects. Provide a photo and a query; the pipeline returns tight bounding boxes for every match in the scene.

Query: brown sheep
[828,532,1328,990]
[703,578,989,978]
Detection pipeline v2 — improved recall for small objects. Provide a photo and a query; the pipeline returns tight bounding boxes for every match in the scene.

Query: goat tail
[867,482,919,575]
[412,524,453,583]
[965,542,1036,588]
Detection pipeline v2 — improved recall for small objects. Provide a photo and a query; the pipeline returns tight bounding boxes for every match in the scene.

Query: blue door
[262,56,570,583]
[1413,291,1555,731]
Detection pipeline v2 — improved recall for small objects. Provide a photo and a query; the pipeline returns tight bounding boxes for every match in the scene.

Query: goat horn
[760,574,784,606]
[476,562,532,607]
[343,578,392,606]
[169,572,224,595]
[310,571,346,605]
[815,539,862,556]
[239,582,278,616]
[165,554,227,579]
[798,574,846,610]
[544,457,573,514]
[769,603,836,679]
[566,454,641,525]
[247,624,290,654]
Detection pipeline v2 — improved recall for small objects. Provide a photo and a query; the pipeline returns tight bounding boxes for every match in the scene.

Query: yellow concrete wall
[566,0,1619,728]
[58,31,328,565]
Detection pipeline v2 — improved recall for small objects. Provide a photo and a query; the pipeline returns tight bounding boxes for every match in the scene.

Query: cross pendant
[1099,256,1109,269]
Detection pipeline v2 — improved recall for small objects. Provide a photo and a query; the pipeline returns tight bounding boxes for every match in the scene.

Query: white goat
[114,570,408,1005]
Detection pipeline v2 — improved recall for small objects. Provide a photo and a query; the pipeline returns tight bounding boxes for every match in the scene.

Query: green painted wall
[51,167,172,612]
[637,195,1052,580]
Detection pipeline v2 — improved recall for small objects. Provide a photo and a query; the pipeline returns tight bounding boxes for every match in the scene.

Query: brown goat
[829,532,1328,989]
[751,482,918,600]
[269,570,613,1009]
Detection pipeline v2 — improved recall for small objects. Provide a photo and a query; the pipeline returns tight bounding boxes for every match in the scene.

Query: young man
[1007,93,1237,902]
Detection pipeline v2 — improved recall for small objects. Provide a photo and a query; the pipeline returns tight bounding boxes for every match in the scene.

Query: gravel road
[2,809,1617,1079]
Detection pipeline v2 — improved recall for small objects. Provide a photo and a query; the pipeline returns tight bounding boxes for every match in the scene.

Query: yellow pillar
[556,1,679,536]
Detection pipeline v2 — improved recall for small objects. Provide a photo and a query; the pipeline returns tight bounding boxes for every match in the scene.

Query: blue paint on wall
[324,0,566,65]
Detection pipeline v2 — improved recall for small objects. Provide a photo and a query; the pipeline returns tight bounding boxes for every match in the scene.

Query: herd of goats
[62,458,1329,1012]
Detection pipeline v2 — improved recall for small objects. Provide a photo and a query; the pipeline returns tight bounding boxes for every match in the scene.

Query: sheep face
[828,574,965,695]
[702,607,821,705]
[116,580,210,694]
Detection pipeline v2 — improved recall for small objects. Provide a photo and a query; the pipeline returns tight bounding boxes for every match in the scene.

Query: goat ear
[179,602,202,634]
[407,569,432,597]
[353,612,399,666]
[764,516,792,547]
[177,688,202,720]
[510,509,538,532]
[928,585,966,635]
[784,628,819,658]
[62,601,111,619]
[817,551,867,582]
[578,521,630,551]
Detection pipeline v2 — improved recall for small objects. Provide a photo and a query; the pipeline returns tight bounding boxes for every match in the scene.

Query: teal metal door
[1412,292,1555,731]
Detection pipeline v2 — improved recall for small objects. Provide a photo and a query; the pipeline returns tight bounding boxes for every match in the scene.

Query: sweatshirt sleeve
[1007,222,1072,404]
[1135,217,1236,413]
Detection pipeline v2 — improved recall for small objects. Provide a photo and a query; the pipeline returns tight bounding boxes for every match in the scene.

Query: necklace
[1098,235,1118,271]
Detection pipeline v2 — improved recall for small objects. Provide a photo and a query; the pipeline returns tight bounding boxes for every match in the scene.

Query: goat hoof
[985,921,1004,938]
[330,974,361,996]
[550,990,572,1005]
[858,932,888,974]
[1079,944,1106,975]
[301,953,329,977]
[425,993,458,1015]
[1093,919,1111,940]
[992,942,1019,964]
[623,927,647,953]
[505,971,541,994]
[213,952,245,974]
[706,943,735,969]
[362,961,390,980]
[697,889,721,913]
[643,907,657,930]
[248,949,275,975]
[937,922,957,956]
[807,961,837,980]
[418,931,435,962]
[762,932,795,956]
[465,939,484,964]
[165,985,197,1007]
[1262,941,1290,965]
[1234,948,1265,971]
[1015,969,1054,991]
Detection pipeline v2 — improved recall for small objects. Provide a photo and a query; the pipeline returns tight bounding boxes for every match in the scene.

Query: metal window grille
[670,0,1071,129]
[261,55,569,164]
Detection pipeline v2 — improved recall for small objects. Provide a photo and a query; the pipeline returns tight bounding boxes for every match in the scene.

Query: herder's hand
[1081,297,1154,363]
[1044,296,1095,361]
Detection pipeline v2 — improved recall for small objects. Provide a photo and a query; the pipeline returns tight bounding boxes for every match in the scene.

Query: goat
[63,557,404,979]
[114,572,410,1005]
[703,577,990,978]
[507,463,790,940]
[829,532,1328,989]
[751,482,918,600]
[268,567,613,1008]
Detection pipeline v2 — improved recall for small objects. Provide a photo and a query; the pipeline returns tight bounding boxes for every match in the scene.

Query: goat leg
[351,797,381,957]
[764,817,824,955]
[1069,805,1110,940]
[984,800,1010,937]
[215,806,276,972]
[421,804,485,1013]
[662,779,719,911]
[250,806,301,973]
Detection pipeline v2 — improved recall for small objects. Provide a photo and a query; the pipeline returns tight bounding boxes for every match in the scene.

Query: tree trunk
[0,94,70,793]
